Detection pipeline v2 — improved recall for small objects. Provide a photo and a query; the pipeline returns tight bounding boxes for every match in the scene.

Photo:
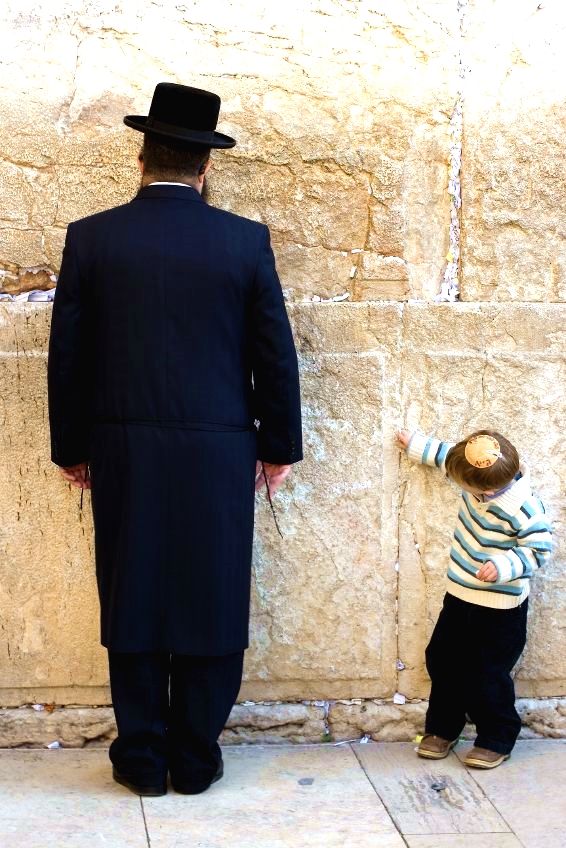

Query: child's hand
[477,561,498,582]
[396,429,411,450]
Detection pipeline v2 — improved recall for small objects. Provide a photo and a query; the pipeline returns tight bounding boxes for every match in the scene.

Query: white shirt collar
[148,182,196,188]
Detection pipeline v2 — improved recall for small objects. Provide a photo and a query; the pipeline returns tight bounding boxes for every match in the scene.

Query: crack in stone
[436,0,468,302]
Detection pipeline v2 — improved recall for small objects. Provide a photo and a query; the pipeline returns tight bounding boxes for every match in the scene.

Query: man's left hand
[255,461,292,498]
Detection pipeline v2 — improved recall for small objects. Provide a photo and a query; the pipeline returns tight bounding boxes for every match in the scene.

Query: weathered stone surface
[1,697,564,748]
[518,699,566,739]
[2,302,564,714]
[461,0,566,301]
[330,701,428,743]
[0,1,459,298]
[0,269,55,296]
[222,703,326,744]
[0,707,116,748]
[243,345,399,700]
[398,303,566,698]
[0,229,45,269]
[0,306,108,698]
[1,0,566,736]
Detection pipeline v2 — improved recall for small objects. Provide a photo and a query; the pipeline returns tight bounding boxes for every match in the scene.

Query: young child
[396,428,552,769]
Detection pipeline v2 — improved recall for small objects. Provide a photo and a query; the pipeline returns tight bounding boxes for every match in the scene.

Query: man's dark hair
[140,135,211,181]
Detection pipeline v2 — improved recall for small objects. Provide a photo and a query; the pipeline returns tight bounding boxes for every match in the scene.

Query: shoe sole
[113,770,167,797]
[171,764,223,795]
[463,754,510,769]
[417,739,458,760]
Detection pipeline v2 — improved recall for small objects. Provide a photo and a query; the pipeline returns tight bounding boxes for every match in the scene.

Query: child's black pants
[425,592,528,755]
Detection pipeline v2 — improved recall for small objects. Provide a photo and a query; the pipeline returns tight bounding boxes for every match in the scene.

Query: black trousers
[425,593,528,755]
[108,650,244,789]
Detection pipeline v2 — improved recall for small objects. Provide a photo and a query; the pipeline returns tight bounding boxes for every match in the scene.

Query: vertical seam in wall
[395,302,406,690]
[437,0,469,302]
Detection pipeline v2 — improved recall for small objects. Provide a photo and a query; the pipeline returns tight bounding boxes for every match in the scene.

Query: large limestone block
[461,0,566,301]
[398,303,566,698]
[1,303,404,706]
[0,0,458,300]
[0,707,115,748]
[242,303,402,701]
[0,305,108,706]
[0,301,565,712]
[222,702,326,744]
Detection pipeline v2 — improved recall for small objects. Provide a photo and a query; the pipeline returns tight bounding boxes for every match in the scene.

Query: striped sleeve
[490,501,552,583]
[406,430,454,471]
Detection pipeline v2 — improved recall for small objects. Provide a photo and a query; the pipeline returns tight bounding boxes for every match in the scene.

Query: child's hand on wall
[396,429,411,450]
[477,561,498,582]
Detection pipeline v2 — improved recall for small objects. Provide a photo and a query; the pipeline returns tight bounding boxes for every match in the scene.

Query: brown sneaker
[417,734,458,759]
[463,747,510,769]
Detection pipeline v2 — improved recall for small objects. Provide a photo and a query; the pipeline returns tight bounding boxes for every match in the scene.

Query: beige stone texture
[143,745,406,848]
[1,302,564,728]
[1,0,566,740]
[0,0,459,300]
[329,701,428,743]
[222,703,326,744]
[518,699,566,739]
[0,306,108,705]
[455,740,566,847]
[461,0,566,301]
[3,743,566,847]
[1,697,564,747]
[243,305,401,701]
[0,707,116,749]
[357,742,512,835]
[398,303,566,699]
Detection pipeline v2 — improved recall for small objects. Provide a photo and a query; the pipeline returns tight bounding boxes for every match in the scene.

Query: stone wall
[461,0,566,301]
[1,0,566,744]
[0,0,459,302]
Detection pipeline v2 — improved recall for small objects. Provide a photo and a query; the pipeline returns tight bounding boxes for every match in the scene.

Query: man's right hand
[59,462,91,489]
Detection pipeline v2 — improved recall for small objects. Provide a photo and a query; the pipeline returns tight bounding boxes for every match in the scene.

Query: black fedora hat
[124,83,236,149]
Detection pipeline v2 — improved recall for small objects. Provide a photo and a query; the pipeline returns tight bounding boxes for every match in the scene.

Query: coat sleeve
[47,223,94,467]
[250,226,303,465]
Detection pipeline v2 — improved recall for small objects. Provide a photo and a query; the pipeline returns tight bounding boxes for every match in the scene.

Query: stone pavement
[1,740,565,847]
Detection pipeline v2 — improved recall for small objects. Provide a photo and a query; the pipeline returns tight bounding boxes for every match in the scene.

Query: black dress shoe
[112,766,167,797]
[171,759,224,795]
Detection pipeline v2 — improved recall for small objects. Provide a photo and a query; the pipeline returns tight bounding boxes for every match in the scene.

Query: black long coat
[48,184,302,655]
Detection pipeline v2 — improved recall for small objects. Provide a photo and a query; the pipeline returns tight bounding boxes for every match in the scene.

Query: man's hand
[255,461,292,499]
[59,462,91,489]
[477,561,498,582]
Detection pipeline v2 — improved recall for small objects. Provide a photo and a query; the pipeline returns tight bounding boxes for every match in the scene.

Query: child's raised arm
[395,428,454,471]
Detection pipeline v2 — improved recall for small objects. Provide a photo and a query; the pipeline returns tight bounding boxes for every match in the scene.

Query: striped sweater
[406,431,552,609]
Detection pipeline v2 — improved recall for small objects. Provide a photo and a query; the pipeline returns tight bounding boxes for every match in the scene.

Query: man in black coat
[48,83,302,796]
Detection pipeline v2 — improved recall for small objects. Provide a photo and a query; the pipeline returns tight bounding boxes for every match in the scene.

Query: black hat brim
[123,116,236,149]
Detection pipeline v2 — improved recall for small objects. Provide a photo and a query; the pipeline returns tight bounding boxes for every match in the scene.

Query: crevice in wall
[0,264,56,301]
[436,0,469,302]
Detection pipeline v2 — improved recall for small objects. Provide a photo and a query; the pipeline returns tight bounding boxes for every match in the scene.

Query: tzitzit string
[261,462,283,539]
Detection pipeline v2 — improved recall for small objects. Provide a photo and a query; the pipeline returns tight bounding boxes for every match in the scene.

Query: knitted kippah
[464,434,502,468]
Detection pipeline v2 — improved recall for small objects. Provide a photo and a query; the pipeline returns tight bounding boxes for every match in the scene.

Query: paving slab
[0,749,147,847]
[1,740,565,847]
[459,740,566,848]
[405,836,522,848]
[355,741,511,836]
[143,744,406,848]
